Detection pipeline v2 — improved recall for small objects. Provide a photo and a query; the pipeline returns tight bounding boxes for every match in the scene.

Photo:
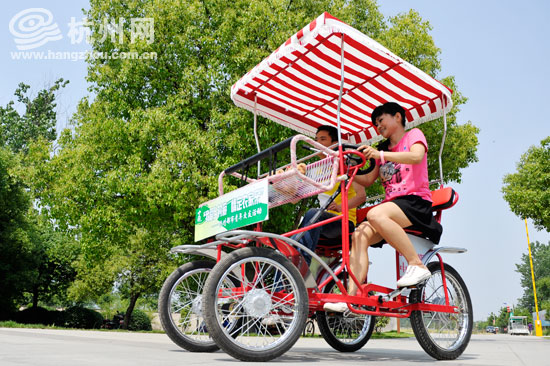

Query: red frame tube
[212,146,459,320]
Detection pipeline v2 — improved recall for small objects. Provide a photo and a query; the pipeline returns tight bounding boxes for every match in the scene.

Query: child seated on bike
[324,102,442,312]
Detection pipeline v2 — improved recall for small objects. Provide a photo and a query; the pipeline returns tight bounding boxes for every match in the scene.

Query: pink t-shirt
[378,128,432,202]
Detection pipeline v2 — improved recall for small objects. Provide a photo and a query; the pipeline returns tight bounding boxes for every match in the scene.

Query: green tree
[23,212,80,308]
[502,136,550,231]
[495,306,510,330]
[515,241,550,310]
[31,0,479,324]
[0,79,68,153]
[0,148,33,318]
[0,79,73,314]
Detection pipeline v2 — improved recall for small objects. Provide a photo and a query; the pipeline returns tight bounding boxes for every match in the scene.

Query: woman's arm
[360,143,426,165]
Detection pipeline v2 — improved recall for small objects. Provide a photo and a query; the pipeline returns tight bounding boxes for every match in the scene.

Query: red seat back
[356,187,458,225]
[431,187,458,211]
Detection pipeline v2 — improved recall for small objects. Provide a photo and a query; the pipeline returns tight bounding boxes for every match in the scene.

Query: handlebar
[304,143,375,175]
[341,144,376,175]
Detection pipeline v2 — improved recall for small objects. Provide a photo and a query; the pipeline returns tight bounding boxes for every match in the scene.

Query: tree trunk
[32,286,39,308]
[123,293,140,330]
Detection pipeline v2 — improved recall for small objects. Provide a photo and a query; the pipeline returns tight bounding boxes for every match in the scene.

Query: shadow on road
[208,345,477,364]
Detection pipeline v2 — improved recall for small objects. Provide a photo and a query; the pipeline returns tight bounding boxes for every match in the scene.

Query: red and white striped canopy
[231,12,453,144]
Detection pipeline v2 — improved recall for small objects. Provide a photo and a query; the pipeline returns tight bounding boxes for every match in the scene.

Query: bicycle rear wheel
[158,260,240,352]
[202,247,308,362]
[316,275,375,352]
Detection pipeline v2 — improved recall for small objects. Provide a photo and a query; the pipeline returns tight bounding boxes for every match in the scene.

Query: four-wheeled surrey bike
[158,12,473,362]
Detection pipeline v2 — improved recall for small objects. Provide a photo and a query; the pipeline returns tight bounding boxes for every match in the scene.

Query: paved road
[0,328,548,366]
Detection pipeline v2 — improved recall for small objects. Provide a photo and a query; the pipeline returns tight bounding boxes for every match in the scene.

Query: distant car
[509,316,530,335]
[486,326,496,333]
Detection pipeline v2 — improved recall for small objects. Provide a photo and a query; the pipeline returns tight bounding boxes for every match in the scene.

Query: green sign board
[194,180,269,242]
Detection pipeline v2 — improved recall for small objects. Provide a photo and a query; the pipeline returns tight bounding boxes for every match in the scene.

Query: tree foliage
[28,0,479,318]
[503,137,550,232]
[0,79,68,153]
[0,80,72,316]
[0,148,32,317]
[516,241,550,310]
[23,212,79,308]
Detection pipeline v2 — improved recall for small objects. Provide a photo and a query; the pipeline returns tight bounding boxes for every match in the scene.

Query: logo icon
[9,8,62,50]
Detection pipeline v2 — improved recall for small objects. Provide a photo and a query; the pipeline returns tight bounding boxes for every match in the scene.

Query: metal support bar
[215,230,340,286]
[421,246,467,266]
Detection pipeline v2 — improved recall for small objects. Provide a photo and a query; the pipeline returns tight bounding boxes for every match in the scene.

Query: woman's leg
[348,221,382,296]
[323,221,382,312]
[366,202,426,269]
[366,202,431,287]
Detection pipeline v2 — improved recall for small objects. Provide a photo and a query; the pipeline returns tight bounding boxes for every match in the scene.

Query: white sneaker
[396,265,431,288]
[323,302,348,312]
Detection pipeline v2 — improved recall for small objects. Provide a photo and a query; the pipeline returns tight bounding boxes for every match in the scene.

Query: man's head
[371,102,406,128]
[315,125,338,147]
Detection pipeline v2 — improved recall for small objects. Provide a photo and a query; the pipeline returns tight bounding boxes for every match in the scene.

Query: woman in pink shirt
[325,102,442,312]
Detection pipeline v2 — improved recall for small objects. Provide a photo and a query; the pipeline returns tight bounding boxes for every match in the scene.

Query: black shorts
[371,195,443,248]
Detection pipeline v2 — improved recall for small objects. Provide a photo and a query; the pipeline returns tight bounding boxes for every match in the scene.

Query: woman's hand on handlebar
[358,145,381,161]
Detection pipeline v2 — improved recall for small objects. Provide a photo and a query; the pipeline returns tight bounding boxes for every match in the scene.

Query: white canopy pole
[438,94,448,187]
[335,34,345,146]
[253,94,261,177]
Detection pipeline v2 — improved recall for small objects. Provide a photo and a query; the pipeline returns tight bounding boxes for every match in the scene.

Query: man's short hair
[371,102,407,127]
[316,125,339,142]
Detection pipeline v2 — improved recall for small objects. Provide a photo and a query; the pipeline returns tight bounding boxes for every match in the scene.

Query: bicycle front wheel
[410,261,473,360]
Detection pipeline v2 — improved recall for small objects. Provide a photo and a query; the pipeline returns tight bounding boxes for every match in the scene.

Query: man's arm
[348,180,366,209]
[328,180,367,212]
[353,164,379,187]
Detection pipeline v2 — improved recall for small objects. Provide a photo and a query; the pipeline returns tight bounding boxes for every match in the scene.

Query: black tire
[202,247,309,362]
[158,260,239,352]
[303,319,315,337]
[316,275,376,352]
[410,262,473,360]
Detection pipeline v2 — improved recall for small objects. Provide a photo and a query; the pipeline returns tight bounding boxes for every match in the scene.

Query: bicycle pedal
[385,288,406,301]
[342,309,360,318]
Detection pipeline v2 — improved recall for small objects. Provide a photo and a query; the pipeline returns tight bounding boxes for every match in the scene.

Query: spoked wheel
[202,247,308,362]
[316,275,376,352]
[303,318,315,337]
[410,261,473,360]
[158,260,240,352]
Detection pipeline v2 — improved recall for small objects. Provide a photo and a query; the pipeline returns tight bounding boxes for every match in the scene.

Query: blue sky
[2,1,549,321]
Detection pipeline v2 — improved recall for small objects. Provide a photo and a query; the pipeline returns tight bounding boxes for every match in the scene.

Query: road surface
[0,328,548,366]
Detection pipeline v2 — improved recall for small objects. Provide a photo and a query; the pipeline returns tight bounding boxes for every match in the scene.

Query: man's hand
[327,202,341,212]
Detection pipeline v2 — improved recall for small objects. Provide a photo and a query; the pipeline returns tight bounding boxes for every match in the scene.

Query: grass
[0,321,164,333]
[0,321,59,329]
[371,330,414,339]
